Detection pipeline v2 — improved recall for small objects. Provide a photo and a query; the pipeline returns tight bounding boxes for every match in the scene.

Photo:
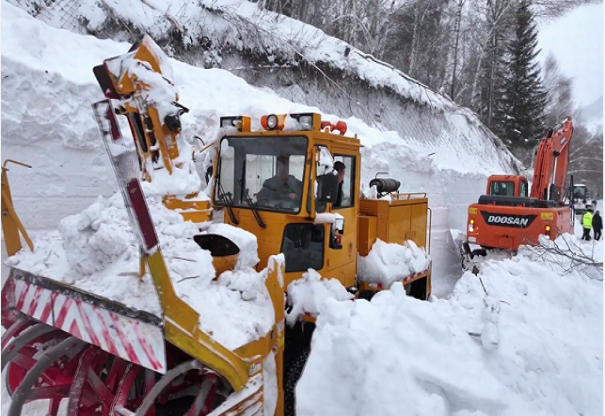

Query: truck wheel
[284,322,314,416]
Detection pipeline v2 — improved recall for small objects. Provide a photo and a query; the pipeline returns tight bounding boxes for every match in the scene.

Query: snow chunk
[263,351,278,416]
[286,269,353,325]
[317,146,335,170]
[357,239,431,288]
[298,239,603,416]
[313,212,343,224]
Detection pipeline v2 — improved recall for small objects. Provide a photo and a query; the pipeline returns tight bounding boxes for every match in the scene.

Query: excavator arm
[530,117,573,202]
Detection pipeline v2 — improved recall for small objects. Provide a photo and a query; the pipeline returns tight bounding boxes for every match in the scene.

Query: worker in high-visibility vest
[582,208,593,241]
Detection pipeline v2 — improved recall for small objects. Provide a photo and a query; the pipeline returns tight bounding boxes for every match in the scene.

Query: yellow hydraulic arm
[1,160,34,256]
[92,34,212,224]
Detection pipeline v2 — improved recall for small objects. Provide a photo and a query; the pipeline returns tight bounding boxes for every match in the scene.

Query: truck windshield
[215,135,308,214]
[573,186,587,200]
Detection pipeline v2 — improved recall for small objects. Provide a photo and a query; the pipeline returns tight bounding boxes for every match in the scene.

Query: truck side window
[280,223,324,272]
[333,155,356,208]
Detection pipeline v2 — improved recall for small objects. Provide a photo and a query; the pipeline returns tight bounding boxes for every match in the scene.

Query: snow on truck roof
[6,193,275,351]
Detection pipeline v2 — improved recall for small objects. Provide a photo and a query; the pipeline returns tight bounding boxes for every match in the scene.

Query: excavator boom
[530,118,573,202]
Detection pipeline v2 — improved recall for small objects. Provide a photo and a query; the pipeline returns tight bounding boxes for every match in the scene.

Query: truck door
[326,150,358,282]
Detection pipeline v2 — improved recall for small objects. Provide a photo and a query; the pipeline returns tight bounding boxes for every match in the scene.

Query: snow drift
[297,236,603,416]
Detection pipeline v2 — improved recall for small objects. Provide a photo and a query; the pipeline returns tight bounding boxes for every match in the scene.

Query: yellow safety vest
[583,212,593,229]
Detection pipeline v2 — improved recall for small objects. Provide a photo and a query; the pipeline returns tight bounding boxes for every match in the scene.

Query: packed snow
[357,239,431,288]
[298,235,603,416]
[286,269,354,325]
[6,192,275,351]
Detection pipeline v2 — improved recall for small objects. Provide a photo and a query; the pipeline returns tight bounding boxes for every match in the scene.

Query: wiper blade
[218,180,239,225]
[238,179,267,229]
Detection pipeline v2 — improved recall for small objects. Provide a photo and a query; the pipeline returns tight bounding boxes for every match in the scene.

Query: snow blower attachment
[1,159,34,256]
[92,34,212,224]
[1,160,286,415]
[462,118,575,273]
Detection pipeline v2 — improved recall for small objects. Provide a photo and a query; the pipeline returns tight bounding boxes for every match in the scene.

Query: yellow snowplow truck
[1,34,432,416]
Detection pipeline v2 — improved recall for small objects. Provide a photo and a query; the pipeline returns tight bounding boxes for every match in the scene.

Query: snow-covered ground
[298,235,603,416]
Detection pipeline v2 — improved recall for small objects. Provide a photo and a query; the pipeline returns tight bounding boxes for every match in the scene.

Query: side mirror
[334,216,344,232]
[330,216,344,249]
[317,173,339,203]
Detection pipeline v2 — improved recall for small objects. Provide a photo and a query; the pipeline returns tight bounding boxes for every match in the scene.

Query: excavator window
[489,181,515,196]
[214,136,308,214]
[519,181,529,197]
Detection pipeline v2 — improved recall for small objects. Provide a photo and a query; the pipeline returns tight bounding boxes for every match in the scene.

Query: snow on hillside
[1,1,507,295]
[298,236,603,416]
[7,0,520,173]
[578,96,604,135]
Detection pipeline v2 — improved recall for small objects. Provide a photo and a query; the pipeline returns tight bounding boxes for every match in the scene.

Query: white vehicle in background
[571,184,596,215]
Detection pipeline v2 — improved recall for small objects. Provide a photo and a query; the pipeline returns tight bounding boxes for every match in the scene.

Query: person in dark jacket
[592,210,602,241]
[333,161,346,207]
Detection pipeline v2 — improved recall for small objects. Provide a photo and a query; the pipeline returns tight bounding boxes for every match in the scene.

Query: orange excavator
[462,118,575,270]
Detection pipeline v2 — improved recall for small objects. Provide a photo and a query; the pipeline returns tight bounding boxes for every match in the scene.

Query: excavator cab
[486,175,529,197]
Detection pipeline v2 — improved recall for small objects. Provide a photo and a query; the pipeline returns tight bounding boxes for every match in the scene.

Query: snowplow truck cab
[212,113,432,303]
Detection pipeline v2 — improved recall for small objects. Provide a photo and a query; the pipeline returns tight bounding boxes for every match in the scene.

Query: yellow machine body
[212,117,432,300]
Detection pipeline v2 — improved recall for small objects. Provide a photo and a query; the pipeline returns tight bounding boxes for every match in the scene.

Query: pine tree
[496,0,547,148]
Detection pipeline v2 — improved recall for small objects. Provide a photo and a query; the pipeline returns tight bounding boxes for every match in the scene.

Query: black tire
[283,322,314,416]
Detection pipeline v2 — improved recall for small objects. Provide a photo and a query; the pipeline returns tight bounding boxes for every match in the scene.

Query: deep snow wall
[7,0,519,175]
[2,1,519,295]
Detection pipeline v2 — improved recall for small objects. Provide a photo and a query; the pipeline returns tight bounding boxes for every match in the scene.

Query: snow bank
[6,193,275,350]
[297,239,603,416]
[357,239,431,288]
[286,269,354,325]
